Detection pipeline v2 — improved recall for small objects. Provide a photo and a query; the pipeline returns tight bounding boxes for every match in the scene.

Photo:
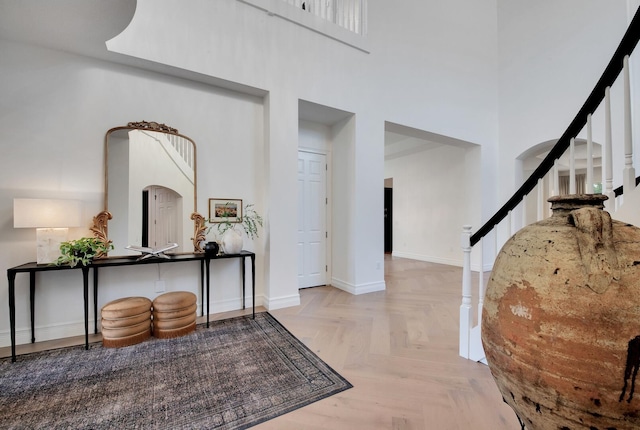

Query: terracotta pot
[482,194,640,430]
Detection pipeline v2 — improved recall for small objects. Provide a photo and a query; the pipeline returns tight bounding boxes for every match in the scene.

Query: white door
[149,186,179,248]
[298,151,327,288]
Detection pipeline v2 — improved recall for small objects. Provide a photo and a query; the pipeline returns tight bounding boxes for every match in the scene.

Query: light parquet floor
[0,256,520,429]
[261,255,520,430]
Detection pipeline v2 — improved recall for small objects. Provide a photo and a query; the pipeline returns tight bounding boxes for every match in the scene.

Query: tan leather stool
[101,297,152,348]
[152,291,197,339]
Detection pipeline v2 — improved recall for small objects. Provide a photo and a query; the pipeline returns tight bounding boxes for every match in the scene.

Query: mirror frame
[92,121,207,256]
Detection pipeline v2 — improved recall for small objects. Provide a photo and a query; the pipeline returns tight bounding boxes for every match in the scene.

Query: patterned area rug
[0,312,352,429]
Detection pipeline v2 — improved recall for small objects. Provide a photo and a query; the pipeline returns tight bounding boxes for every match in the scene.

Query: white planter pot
[222,228,243,254]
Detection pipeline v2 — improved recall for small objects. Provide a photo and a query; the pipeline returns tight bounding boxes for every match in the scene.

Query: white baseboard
[262,293,301,310]
[0,320,90,348]
[0,301,263,349]
[481,263,494,272]
[205,297,262,314]
[331,277,386,295]
[392,251,462,267]
[391,251,493,273]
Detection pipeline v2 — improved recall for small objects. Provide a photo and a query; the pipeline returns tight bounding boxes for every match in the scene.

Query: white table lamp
[14,198,83,264]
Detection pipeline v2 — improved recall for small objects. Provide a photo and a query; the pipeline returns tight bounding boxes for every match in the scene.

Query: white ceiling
[0,0,136,58]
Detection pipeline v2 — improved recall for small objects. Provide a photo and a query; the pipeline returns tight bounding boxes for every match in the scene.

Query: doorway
[143,185,180,248]
[384,184,393,254]
[297,151,327,288]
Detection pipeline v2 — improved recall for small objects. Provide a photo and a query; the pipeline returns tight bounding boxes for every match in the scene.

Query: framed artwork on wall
[209,199,242,223]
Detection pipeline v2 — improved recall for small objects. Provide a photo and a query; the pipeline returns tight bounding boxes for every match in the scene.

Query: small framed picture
[209,199,242,223]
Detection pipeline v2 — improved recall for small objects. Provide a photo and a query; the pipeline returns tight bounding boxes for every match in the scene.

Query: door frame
[298,147,332,287]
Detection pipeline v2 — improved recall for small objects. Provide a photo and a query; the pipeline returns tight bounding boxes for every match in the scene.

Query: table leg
[205,258,211,328]
[251,255,255,319]
[93,268,99,334]
[241,257,246,310]
[8,272,16,362]
[200,260,205,317]
[82,266,90,350]
[29,272,35,343]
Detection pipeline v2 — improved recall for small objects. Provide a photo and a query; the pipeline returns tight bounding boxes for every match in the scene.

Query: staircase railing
[460,6,640,361]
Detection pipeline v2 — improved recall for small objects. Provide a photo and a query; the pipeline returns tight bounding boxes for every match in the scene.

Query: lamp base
[36,228,68,264]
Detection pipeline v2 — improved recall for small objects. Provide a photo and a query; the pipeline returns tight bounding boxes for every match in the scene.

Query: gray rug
[0,312,352,429]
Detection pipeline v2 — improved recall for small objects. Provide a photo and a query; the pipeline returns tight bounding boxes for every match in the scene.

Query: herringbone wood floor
[1,256,520,429]
[260,255,520,430]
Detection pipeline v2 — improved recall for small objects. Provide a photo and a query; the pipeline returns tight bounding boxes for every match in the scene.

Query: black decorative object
[204,241,219,257]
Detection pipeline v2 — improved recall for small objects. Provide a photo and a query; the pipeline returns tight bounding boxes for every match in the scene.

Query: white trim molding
[331,277,385,295]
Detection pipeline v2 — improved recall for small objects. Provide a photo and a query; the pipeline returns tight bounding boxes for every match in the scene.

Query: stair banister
[461,6,640,361]
[469,7,640,247]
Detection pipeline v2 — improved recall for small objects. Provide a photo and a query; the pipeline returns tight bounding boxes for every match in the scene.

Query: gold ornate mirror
[94,121,206,256]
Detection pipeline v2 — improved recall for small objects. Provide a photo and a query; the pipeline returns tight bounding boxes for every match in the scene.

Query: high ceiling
[0,0,136,58]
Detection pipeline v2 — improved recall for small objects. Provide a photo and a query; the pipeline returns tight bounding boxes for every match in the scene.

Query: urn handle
[568,207,619,293]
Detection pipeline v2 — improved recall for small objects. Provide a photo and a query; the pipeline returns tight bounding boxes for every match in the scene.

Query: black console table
[7,251,255,362]
[201,251,255,327]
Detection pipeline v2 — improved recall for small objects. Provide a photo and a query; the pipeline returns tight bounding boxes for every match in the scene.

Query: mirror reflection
[105,123,197,256]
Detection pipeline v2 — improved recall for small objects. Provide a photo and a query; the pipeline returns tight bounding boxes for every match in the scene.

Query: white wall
[3,0,630,348]
[497,0,632,204]
[104,0,499,292]
[385,142,479,266]
[0,40,265,346]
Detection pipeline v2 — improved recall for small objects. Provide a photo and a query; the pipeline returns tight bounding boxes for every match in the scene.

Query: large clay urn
[482,194,640,429]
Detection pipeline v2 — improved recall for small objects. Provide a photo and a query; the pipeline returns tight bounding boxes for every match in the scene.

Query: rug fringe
[153,321,196,339]
[102,329,152,348]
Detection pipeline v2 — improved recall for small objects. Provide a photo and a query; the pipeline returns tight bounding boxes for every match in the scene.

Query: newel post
[460,225,473,358]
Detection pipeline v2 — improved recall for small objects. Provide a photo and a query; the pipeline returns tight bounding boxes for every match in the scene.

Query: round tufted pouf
[152,291,197,339]
[101,297,152,348]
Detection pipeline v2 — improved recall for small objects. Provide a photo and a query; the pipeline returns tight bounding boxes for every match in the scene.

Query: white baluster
[587,114,594,194]
[605,86,614,207]
[460,225,473,359]
[478,236,484,326]
[623,55,635,194]
[553,159,559,198]
[332,0,337,25]
[493,223,498,266]
[343,0,350,31]
[537,178,544,221]
[361,0,367,35]
[569,138,576,194]
[349,0,355,32]
[353,0,360,34]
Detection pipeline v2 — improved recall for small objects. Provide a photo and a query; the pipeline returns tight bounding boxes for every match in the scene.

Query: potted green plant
[207,203,263,254]
[55,237,114,267]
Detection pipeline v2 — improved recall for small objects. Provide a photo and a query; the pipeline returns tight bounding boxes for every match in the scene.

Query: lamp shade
[14,198,83,228]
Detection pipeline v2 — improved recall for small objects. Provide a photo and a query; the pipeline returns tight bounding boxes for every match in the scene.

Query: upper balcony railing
[238,0,369,52]
[283,0,367,35]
